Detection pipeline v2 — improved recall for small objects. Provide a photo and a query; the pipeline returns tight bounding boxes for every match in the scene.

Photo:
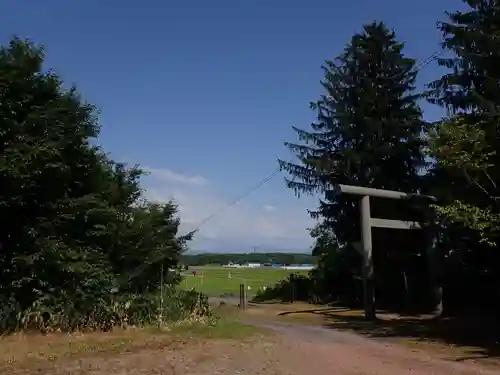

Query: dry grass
[0,328,176,372]
[3,304,498,374]
[0,310,266,374]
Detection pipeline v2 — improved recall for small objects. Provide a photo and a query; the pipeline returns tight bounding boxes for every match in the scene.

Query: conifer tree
[427,0,500,246]
[280,21,426,248]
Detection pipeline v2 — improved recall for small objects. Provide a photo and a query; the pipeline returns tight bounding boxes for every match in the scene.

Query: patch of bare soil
[23,331,499,375]
[2,335,280,375]
[3,310,499,375]
[248,321,500,375]
[246,302,500,367]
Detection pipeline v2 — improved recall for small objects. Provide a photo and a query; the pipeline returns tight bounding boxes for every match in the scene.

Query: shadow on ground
[277,306,500,360]
[277,306,350,316]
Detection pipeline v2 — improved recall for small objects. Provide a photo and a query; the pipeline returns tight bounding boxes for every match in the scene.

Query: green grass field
[181,266,309,297]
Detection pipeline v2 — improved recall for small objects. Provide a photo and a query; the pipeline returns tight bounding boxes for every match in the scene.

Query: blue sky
[2,0,465,252]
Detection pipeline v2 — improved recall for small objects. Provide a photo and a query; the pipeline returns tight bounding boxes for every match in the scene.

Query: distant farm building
[246,263,261,268]
[221,262,314,270]
[282,264,315,270]
[222,262,261,268]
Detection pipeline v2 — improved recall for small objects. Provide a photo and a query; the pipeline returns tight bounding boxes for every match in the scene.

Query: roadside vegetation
[0,39,212,333]
[0,306,264,374]
[273,3,500,321]
[1,0,500,372]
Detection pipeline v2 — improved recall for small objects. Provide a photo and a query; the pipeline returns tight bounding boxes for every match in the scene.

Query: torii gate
[335,184,441,320]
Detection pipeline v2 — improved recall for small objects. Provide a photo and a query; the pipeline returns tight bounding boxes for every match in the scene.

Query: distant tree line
[278,0,500,318]
[181,253,317,267]
[0,39,209,333]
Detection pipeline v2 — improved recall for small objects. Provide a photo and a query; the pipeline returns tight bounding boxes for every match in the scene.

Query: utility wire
[121,50,443,284]
[185,51,442,237]
[416,51,441,72]
[185,167,281,236]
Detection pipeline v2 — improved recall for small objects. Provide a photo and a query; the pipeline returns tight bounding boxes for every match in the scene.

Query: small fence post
[239,283,243,309]
[239,283,247,309]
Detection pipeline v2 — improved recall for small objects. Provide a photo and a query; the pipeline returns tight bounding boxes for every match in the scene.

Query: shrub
[0,286,211,334]
[252,274,312,303]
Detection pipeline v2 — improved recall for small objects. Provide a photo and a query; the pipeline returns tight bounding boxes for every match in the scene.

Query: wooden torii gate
[335,184,441,320]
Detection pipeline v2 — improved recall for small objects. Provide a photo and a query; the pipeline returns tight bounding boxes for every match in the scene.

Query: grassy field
[181,266,309,297]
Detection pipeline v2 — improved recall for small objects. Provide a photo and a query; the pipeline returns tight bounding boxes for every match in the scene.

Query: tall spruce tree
[280,21,426,247]
[280,22,427,310]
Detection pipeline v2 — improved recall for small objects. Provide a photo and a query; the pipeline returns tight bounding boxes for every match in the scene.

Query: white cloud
[263,205,276,212]
[143,166,209,186]
[141,167,314,251]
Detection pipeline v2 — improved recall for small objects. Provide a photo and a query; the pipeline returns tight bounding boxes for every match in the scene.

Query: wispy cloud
[142,167,314,251]
[144,167,209,186]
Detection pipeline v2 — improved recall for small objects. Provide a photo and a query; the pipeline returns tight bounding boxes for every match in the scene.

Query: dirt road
[20,319,497,375]
[241,320,498,375]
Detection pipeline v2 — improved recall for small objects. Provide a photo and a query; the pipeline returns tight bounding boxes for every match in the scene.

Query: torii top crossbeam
[335,184,437,203]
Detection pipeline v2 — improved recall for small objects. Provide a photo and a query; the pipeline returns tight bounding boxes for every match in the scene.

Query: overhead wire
[124,50,444,282]
[415,51,441,71]
[185,51,443,235]
[185,167,281,236]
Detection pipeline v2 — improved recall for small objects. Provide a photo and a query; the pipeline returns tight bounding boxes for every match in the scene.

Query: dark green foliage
[0,287,209,333]
[424,0,500,315]
[280,22,428,311]
[252,274,312,303]
[308,244,363,305]
[159,287,212,323]
[426,0,500,244]
[279,1,500,321]
[0,38,208,332]
[280,21,426,243]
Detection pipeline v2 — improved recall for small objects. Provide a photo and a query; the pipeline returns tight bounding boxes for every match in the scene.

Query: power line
[120,50,444,284]
[186,167,281,236]
[413,51,441,74]
[185,51,442,237]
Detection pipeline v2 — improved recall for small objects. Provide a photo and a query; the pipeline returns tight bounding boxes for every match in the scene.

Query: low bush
[252,273,312,303]
[0,287,211,334]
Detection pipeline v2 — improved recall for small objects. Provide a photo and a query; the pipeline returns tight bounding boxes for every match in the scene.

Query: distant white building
[246,263,261,268]
[222,262,243,268]
[282,265,315,271]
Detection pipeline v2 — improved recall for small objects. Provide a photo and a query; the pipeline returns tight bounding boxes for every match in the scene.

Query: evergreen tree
[0,38,109,311]
[280,21,426,247]
[427,0,500,245]
[425,0,500,314]
[0,38,199,331]
[279,22,427,310]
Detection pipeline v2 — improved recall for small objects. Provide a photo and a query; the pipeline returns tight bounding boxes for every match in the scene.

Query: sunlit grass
[181,266,308,297]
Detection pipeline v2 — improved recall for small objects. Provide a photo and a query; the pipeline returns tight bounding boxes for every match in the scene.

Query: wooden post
[239,283,243,308]
[239,283,246,309]
[360,195,376,320]
[426,224,443,316]
[159,263,164,326]
[243,280,247,309]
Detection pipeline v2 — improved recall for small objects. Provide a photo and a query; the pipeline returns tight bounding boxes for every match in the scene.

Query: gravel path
[242,320,498,375]
[47,323,497,375]
[16,319,498,374]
